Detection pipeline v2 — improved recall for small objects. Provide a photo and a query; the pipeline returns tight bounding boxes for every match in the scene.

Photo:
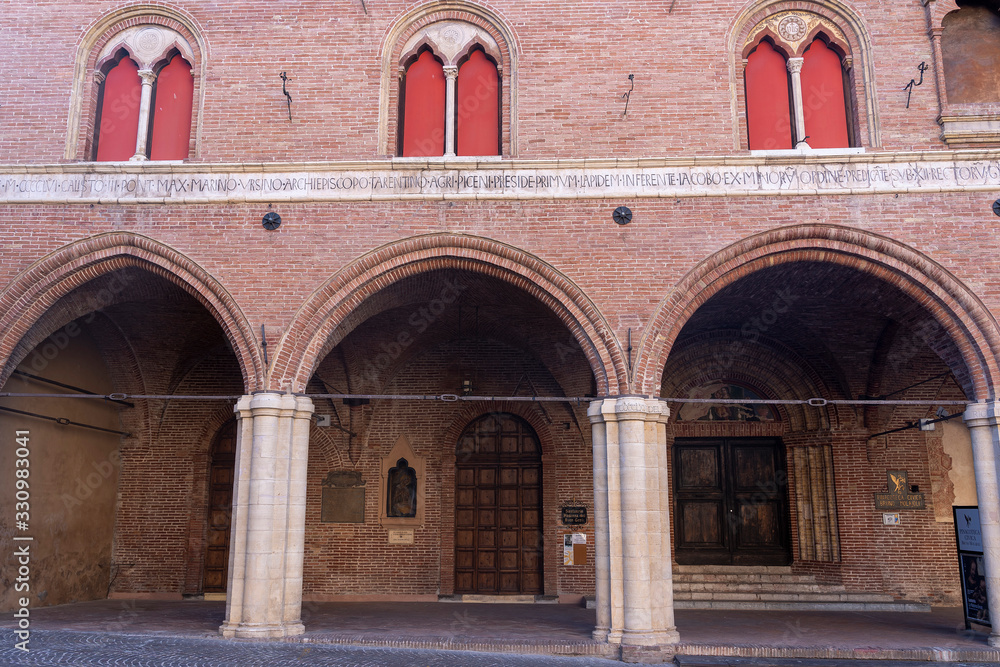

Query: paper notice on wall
[564,533,587,565]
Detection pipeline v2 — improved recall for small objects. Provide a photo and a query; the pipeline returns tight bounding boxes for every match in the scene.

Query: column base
[593,627,610,641]
[989,632,1000,648]
[620,628,680,646]
[219,620,305,639]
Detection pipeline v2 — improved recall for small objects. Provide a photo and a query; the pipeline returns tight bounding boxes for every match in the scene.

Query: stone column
[131,69,156,161]
[221,392,315,639]
[786,58,808,147]
[963,402,1000,647]
[591,397,679,662]
[616,397,679,660]
[444,66,458,157]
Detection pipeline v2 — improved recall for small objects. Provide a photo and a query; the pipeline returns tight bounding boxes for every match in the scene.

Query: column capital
[293,395,315,418]
[443,66,459,80]
[964,401,1000,428]
[248,391,287,416]
[93,70,106,85]
[138,69,157,85]
[588,397,619,424]
[787,57,804,74]
[234,395,254,418]
[615,396,670,423]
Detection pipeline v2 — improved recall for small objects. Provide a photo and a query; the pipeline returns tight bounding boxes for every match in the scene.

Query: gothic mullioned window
[398,22,501,157]
[70,11,203,162]
[382,4,515,159]
[735,4,877,151]
[743,14,852,150]
[92,27,194,161]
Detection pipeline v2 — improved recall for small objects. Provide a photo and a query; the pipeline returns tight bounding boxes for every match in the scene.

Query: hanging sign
[954,506,991,629]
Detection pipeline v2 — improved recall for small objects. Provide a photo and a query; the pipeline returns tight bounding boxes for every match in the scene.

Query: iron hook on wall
[280,71,293,121]
[903,61,929,109]
[622,74,634,117]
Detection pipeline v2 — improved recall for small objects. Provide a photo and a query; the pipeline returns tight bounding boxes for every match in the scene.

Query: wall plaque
[561,506,588,525]
[321,470,366,523]
[873,470,925,510]
[388,529,414,545]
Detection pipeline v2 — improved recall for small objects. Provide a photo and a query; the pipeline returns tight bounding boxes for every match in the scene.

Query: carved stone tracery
[95,25,194,72]
[399,20,501,68]
[744,11,849,58]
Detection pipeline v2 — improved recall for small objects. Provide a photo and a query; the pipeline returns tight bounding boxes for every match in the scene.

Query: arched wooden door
[455,413,543,594]
[203,420,236,593]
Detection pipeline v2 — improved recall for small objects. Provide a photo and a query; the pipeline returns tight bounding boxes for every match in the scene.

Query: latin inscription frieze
[2,159,999,204]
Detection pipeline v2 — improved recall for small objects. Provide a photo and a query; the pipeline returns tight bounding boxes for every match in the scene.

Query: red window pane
[745,41,792,150]
[150,54,193,160]
[96,57,141,161]
[402,50,446,157]
[457,50,499,156]
[801,38,850,149]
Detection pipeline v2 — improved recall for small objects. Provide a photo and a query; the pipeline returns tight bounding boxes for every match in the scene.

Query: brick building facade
[3,0,1000,657]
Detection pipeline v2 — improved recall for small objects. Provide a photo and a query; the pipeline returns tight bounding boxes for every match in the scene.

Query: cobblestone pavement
[1,630,617,666]
[4,631,1000,667]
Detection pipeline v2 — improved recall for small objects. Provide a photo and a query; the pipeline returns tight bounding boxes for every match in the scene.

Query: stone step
[673,582,844,594]
[674,565,794,575]
[674,573,824,584]
[675,599,931,612]
[673,590,897,603]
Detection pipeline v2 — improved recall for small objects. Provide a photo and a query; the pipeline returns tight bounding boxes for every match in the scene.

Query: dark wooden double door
[674,438,791,566]
[455,413,543,594]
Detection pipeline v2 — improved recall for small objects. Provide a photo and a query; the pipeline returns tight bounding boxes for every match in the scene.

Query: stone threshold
[438,594,560,604]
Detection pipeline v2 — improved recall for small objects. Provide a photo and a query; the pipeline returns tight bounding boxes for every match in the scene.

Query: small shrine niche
[387,458,417,518]
[379,435,425,528]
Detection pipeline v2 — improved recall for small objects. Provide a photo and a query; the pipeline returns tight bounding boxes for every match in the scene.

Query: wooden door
[674,438,790,566]
[203,421,236,593]
[455,413,543,594]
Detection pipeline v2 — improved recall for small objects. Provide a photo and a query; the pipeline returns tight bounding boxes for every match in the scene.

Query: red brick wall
[0,1,957,163]
[2,0,997,610]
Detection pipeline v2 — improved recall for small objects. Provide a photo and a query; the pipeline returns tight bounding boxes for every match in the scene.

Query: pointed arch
[635,224,1000,400]
[0,233,262,391]
[269,233,624,395]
